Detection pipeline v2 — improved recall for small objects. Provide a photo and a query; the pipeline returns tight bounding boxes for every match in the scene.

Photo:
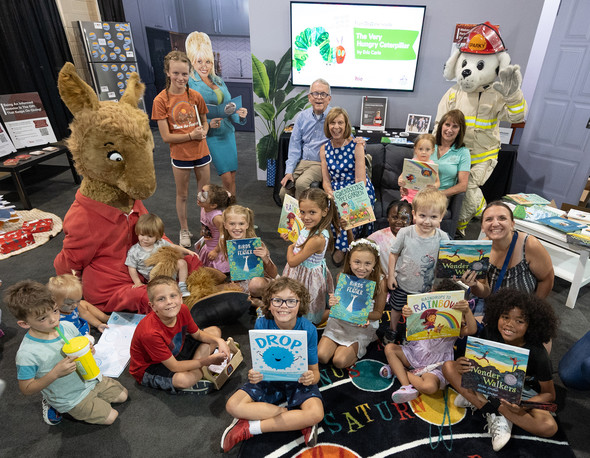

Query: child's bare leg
[498,406,557,437]
[384,343,411,385]
[177,259,188,283]
[332,344,358,369]
[406,372,440,395]
[173,327,221,389]
[317,336,338,364]
[261,397,324,432]
[442,360,488,407]
[226,390,288,420]
[389,309,402,331]
[103,408,119,425]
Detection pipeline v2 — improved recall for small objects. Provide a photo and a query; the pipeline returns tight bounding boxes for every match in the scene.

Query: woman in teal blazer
[187,32,247,196]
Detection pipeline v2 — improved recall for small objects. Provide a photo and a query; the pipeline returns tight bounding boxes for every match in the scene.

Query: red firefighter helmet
[459,22,506,55]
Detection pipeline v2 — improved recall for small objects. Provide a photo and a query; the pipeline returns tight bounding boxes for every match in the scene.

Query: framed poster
[0,93,57,149]
[405,114,431,134]
[360,96,387,131]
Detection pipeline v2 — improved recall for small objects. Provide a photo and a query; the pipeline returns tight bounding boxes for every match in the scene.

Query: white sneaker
[485,413,512,451]
[179,229,191,248]
[179,282,190,298]
[454,394,475,409]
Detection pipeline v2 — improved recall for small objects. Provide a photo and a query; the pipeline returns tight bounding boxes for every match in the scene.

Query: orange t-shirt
[152,88,209,161]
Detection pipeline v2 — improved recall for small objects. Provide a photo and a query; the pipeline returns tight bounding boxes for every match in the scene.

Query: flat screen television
[290,2,426,91]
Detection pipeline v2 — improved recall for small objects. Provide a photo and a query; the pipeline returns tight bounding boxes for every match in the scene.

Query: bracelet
[188,133,192,141]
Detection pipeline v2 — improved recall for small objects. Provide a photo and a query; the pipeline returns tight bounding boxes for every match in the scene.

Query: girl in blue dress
[320,107,376,266]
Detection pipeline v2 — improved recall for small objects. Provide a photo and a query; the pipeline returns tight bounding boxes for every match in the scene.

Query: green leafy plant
[252,48,309,170]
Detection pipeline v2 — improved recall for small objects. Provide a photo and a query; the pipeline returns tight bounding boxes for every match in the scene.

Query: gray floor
[0,130,588,457]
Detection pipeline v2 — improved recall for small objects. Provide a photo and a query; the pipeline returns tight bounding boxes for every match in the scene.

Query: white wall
[249,0,545,128]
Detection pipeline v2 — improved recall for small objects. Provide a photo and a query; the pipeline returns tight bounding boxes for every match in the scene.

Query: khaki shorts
[67,377,125,424]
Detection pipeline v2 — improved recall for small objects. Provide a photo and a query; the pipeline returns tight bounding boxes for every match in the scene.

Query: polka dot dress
[325,139,376,251]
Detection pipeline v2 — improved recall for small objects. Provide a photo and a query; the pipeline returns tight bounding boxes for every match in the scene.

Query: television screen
[290,2,426,91]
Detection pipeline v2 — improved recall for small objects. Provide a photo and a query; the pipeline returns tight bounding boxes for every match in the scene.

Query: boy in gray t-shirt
[384,189,450,343]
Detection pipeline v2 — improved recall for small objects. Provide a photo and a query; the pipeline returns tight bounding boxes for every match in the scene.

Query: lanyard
[493,231,518,293]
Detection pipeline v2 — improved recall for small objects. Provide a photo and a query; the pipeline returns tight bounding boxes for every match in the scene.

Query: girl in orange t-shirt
[152,50,210,248]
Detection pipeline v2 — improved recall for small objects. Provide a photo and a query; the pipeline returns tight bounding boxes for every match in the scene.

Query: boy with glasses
[221,277,323,452]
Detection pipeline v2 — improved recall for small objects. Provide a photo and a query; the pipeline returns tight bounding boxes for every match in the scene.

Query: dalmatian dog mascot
[435,22,527,235]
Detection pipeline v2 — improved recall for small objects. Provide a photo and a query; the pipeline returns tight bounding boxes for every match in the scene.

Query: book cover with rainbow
[401,158,438,191]
[435,240,492,279]
[406,290,464,341]
[462,336,529,404]
[277,194,303,243]
[227,237,264,281]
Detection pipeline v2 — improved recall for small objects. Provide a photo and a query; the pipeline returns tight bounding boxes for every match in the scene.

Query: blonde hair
[135,213,165,239]
[47,274,83,305]
[412,188,448,216]
[221,205,256,256]
[414,133,436,152]
[185,31,217,79]
[147,276,180,303]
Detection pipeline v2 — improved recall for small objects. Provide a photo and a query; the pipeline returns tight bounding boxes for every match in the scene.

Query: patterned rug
[0,209,62,260]
[238,340,574,458]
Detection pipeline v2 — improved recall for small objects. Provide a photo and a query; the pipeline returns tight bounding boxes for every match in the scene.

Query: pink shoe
[391,385,419,404]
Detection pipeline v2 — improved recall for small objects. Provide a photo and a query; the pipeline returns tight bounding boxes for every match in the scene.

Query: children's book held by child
[504,193,550,206]
[435,240,492,279]
[249,329,308,381]
[401,158,439,191]
[462,336,529,404]
[405,290,464,341]
[329,273,376,325]
[333,181,376,230]
[277,194,303,243]
[93,312,146,377]
[227,237,264,281]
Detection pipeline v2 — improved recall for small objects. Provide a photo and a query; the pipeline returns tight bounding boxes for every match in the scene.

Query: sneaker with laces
[485,413,512,451]
[391,385,419,404]
[454,393,475,409]
[301,424,318,447]
[379,364,393,379]
[382,329,398,345]
[221,418,252,453]
[179,282,190,298]
[42,398,62,425]
[179,379,214,395]
[179,229,191,248]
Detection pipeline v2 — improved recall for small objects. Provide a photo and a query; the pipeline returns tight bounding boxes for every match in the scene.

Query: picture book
[401,158,438,191]
[405,290,464,341]
[277,194,303,243]
[333,181,376,230]
[249,329,308,382]
[226,237,264,281]
[462,336,529,404]
[329,273,376,325]
[206,95,242,119]
[566,208,590,224]
[435,240,492,279]
[504,193,550,206]
[512,204,564,222]
[537,216,586,233]
[93,312,146,378]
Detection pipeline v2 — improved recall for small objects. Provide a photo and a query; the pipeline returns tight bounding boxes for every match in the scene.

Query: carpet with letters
[238,340,574,458]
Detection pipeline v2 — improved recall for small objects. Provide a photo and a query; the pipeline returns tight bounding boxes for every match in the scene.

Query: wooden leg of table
[566,249,589,309]
[11,170,32,210]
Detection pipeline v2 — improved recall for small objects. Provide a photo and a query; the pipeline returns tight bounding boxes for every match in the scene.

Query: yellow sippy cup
[62,335,101,381]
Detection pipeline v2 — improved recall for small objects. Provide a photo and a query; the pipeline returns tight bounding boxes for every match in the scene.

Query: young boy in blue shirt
[5,280,128,425]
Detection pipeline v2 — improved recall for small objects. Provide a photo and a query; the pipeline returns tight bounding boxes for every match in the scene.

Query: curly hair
[260,277,310,320]
[483,288,559,346]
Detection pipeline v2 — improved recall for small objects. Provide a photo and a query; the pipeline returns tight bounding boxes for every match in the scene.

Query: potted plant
[252,48,309,171]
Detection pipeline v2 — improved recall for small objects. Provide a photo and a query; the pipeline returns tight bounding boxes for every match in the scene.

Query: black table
[0,144,80,209]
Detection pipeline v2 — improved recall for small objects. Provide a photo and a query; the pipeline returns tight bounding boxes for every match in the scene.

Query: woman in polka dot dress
[320,107,375,265]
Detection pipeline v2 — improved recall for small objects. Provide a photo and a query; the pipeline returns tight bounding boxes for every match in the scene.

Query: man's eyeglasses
[270,298,299,308]
[309,91,330,99]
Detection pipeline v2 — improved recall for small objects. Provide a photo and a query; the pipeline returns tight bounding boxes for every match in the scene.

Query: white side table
[513,219,590,309]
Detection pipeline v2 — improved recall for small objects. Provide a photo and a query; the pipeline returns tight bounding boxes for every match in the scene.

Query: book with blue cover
[435,240,493,279]
[462,336,530,404]
[249,329,308,381]
[226,237,264,281]
[205,95,242,119]
[401,158,439,191]
[333,181,376,230]
[329,273,376,325]
[537,216,586,233]
[406,290,464,341]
